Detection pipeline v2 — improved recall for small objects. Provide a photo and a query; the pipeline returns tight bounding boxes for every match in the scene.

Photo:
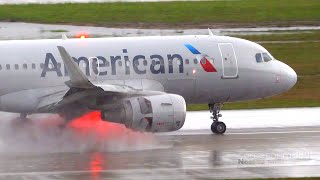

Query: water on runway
[0,112,319,179]
[0,127,320,179]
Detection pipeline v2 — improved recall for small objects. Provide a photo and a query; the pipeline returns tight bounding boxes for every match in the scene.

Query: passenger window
[262,53,272,62]
[23,64,27,69]
[194,59,198,64]
[255,53,263,63]
[6,64,10,70]
[201,58,206,64]
[15,64,19,70]
[0,65,2,70]
[185,59,189,64]
[32,63,36,69]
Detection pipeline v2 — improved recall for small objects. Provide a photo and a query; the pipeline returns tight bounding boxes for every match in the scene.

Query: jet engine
[101,94,186,132]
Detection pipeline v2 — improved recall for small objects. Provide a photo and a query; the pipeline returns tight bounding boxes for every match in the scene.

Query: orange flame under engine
[67,112,156,179]
[67,111,154,145]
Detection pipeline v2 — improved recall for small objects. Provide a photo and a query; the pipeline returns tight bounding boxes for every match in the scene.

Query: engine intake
[101,94,186,132]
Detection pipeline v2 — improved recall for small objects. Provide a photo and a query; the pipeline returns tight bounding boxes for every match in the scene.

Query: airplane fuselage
[0,35,297,113]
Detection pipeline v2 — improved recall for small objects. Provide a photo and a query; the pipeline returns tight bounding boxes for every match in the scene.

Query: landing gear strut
[10,113,31,128]
[20,113,28,121]
[209,103,226,134]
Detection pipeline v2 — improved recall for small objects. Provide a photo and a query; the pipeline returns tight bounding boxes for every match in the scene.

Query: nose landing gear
[209,103,226,134]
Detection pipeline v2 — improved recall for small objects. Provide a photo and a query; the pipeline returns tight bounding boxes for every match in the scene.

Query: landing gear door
[218,43,239,79]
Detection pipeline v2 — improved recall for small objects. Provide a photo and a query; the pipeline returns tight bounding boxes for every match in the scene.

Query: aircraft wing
[57,46,96,89]
[36,46,164,113]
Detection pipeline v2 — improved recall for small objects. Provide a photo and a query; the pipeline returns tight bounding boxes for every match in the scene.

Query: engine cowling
[101,94,186,132]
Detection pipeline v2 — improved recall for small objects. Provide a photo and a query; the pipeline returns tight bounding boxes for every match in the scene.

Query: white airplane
[0,29,297,134]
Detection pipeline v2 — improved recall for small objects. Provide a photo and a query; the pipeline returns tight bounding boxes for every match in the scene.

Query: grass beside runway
[0,0,319,28]
[188,31,320,111]
[227,178,320,180]
[228,178,320,180]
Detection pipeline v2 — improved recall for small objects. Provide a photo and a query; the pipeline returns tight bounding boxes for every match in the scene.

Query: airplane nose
[287,66,297,88]
[280,62,297,91]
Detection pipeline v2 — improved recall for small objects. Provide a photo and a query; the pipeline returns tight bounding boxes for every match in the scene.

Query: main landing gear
[209,103,226,135]
[10,113,32,128]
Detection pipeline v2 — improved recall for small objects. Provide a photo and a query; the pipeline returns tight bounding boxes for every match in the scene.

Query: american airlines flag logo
[184,44,217,73]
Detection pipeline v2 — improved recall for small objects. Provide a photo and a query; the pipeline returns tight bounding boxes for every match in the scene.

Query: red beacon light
[75,32,90,39]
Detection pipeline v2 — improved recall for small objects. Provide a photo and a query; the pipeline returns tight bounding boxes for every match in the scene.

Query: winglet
[208,28,214,36]
[57,46,95,88]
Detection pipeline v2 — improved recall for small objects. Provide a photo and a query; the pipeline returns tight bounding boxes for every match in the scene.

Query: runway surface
[0,128,320,179]
[182,107,320,130]
[0,108,319,179]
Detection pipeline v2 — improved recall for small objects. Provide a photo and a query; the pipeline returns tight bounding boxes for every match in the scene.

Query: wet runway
[1,22,319,40]
[0,126,320,179]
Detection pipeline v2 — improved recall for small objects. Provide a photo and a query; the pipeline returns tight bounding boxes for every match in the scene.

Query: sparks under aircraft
[0,29,297,134]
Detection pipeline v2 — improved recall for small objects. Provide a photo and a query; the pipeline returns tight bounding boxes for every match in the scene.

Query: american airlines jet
[0,29,297,134]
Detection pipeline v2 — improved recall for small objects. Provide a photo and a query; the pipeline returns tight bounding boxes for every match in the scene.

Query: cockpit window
[262,53,272,62]
[255,53,263,63]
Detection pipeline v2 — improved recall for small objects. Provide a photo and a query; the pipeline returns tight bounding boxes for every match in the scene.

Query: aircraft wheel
[211,122,217,133]
[211,121,226,134]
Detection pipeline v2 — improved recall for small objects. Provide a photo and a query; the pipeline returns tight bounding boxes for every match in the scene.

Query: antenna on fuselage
[62,34,68,40]
[208,28,214,36]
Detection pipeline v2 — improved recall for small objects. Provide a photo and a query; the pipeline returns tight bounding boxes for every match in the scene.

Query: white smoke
[0,112,167,154]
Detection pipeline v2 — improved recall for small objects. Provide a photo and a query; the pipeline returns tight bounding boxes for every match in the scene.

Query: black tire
[215,122,226,134]
[211,122,217,133]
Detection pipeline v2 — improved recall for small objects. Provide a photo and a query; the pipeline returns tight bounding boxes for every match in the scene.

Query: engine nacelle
[101,94,186,132]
